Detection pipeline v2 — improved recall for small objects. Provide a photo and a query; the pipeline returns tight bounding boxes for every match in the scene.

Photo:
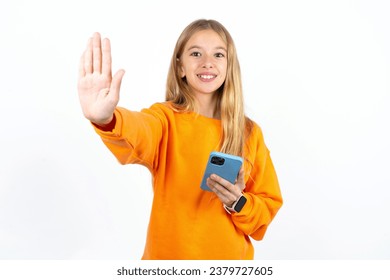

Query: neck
[195,93,220,119]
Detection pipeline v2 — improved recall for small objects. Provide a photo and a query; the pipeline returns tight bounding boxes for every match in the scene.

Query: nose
[202,54,213,68]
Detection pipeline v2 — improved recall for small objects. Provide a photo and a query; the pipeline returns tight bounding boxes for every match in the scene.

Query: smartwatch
[224,194,247,213]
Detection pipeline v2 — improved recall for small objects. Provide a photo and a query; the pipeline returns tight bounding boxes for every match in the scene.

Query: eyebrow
[187,45,227,52]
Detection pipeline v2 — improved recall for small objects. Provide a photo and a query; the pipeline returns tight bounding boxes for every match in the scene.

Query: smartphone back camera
[211,156,225,166]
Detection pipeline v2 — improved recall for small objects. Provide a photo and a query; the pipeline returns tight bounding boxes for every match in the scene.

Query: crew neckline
[185,110,221,124]
[161,101,221,123]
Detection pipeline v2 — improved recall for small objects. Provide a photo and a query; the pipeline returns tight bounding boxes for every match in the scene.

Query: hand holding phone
[200,151,243,192]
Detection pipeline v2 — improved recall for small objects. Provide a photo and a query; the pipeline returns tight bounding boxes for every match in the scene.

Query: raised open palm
[78,32,125,125]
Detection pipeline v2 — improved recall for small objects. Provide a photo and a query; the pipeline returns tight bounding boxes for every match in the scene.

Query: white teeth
[198,75,215,79]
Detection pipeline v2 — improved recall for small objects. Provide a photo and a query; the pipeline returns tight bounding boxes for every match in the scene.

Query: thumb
[109,69,125,101]
[237,168,246,191]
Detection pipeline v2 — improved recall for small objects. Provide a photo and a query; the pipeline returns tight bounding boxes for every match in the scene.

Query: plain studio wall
[0,0,389,259]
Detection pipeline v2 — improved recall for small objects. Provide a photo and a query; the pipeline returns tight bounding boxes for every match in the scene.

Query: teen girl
[78,19,283,259]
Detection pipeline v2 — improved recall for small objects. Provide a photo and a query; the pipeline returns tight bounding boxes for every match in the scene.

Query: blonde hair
[166,19,253,156]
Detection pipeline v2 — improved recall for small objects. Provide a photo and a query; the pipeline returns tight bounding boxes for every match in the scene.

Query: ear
[180,66,186,78]
[177,58,186,78]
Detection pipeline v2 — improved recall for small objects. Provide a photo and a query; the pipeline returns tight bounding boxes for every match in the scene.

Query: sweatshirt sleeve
[231,125,283,240]
[92,104,166,171]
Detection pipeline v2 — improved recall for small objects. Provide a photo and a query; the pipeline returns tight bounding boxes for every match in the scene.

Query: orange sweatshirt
[93,102,282,260]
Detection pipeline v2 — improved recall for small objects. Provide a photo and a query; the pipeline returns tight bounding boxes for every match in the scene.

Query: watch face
[234,196,247,213]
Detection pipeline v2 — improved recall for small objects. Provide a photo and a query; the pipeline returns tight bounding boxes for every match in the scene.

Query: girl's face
[180,29,228,99]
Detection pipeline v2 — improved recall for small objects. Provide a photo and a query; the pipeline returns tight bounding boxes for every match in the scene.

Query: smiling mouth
[197,74,216,80]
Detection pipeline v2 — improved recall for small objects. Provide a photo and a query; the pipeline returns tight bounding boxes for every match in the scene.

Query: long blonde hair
[166,19,253,156]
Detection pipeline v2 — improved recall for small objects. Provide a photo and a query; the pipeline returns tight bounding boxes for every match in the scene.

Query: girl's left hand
[206,168,245,207]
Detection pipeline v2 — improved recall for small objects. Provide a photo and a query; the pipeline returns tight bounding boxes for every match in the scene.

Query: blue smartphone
[200,151,243,192]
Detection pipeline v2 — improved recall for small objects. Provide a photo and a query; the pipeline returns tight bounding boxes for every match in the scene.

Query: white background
[0,0,389,259]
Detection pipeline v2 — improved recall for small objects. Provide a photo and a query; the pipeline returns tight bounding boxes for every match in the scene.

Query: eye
[215,52,226,58]
[190,51,201,57]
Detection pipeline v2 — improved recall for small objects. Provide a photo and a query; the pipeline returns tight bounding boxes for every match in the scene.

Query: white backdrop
[0,0,389,259]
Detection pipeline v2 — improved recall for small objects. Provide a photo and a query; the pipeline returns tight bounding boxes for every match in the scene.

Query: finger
[92,32,102,73]
[78,52,86,78]
[107,69,125,103]
[102,38,112,77]
[207,178,237,205]
[84,37,93,74]
[210,174,232,191]
[210,173,242,198]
